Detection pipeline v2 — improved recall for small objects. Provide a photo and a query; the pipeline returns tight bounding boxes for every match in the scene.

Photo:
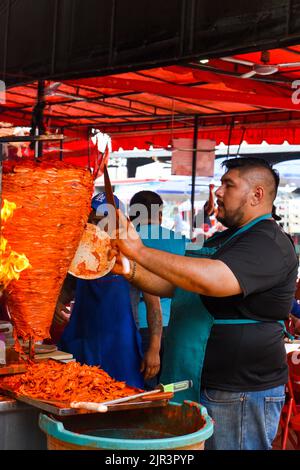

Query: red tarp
[3,45,300,163]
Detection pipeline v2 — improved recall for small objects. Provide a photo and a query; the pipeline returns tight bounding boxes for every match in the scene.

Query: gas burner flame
[0,199,30,289]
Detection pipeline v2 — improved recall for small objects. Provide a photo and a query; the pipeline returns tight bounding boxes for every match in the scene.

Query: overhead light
[199,59,209,64]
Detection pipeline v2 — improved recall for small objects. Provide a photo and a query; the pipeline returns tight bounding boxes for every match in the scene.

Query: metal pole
[2,0,10,83]
[0,135,64,143]
[87,128,91,172]
[0,143,2,226]
[188,0,196,54]
[190,115,198,239]
[179,0,187,56]
[0,144,3,287]
[108,0,116,66]
[59,128,64,161]
[51,0,59,75]
[37,81,45,159]
[34,128,39,160]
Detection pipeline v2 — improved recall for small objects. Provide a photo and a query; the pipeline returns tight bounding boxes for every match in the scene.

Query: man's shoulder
[227,220,298,265]
[246,221,295,250]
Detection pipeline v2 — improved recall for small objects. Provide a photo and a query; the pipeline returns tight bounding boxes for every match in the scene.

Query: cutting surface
[0,388,170,416]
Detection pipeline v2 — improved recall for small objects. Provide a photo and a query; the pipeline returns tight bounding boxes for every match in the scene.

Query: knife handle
[121,255,130,274]
[173,380,193,392]
[158,380,193,393]
[70,401,108,413]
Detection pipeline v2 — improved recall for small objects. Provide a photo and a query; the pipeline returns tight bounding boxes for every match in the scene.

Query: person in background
[272,204,296,248]
[292,298,300,315]
[271,204,300,336]
[287,276,300,335]
[272,204,281,223]
[171,206,184,235]
[111,157,298,450]
[271,205,300,338]
[52,192,144,389]
[129,190,187,389]
[194,183,215,236]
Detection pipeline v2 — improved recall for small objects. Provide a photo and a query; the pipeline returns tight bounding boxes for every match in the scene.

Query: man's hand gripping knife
[110,209,143,277]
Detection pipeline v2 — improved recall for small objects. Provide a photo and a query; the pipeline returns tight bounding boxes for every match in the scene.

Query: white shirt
[174,213,184,233]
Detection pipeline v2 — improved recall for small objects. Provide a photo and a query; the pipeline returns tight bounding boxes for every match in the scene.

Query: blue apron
[160,213,285,402]
[59,274,144,389]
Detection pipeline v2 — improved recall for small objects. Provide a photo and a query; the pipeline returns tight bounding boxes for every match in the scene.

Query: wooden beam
[0,134,64,143]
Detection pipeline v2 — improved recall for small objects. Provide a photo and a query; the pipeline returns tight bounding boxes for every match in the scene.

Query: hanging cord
[87,128,92,172]
[226,117,235,158]
[169,99,175,148]
[237,127,246,156]
[30,81,46,157]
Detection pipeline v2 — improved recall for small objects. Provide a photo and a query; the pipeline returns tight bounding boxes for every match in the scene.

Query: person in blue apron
[55,192,144,389]
[129,190,187,389]
[110,157,298,450]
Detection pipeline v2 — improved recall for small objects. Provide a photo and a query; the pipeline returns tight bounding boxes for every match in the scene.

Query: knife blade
[103,164,116,210]
[103,164,130,274]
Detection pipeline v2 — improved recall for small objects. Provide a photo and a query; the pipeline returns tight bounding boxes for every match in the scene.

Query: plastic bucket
[39,401,213,450]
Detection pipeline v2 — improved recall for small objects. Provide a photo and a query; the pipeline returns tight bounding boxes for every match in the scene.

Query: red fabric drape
[20,126,300,168]
[109,127,300,151]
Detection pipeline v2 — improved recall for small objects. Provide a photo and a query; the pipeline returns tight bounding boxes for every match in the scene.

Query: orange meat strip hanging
[2,159,93,346]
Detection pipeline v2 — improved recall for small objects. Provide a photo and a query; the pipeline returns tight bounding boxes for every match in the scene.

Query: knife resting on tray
[70,380,193,413]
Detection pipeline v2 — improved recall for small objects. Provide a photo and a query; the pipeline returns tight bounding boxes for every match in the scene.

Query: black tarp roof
[2,0,300,86]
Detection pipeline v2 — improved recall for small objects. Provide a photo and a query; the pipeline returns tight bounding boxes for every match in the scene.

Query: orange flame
[1,199,16,222]
[0,199,30,289]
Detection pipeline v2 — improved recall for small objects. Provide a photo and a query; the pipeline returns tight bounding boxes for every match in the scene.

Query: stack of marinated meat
[2,159,93,349]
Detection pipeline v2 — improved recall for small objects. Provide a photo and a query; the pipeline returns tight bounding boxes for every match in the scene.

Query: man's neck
[237,210,272,228]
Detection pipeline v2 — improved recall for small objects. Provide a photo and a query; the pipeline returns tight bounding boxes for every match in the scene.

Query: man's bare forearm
[133,246,241,297]
[143,292,163,346]
[147,307,163,341]
[113,205,240,297]
[125,262,174,297]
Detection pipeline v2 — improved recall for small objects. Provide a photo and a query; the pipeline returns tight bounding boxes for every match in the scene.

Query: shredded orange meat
[2,159,93,348]
[0,360,141,404]
[76,262,101,276]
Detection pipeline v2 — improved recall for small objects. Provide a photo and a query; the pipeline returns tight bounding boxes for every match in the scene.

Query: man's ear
[251,186,264,206]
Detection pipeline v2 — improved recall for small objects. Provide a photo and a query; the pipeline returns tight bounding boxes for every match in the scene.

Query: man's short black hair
[129,190,163,221]
[221,157,280,197]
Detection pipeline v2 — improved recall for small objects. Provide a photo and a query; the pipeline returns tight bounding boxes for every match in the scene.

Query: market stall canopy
[1,0,300,86]
[3,48,300,159]
[2,1,300,162]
